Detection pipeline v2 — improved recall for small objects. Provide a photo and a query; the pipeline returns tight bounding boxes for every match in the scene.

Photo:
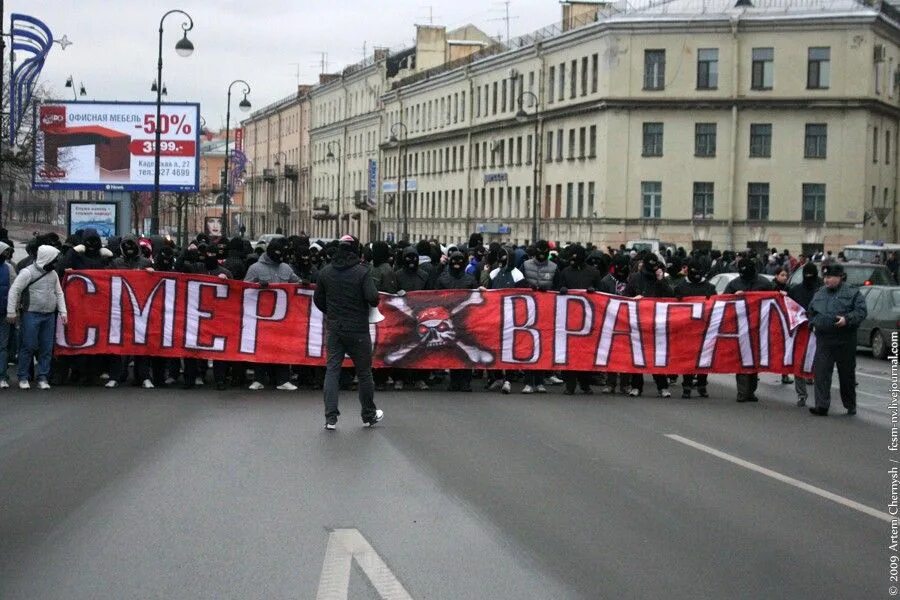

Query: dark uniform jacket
[807,283,867,345]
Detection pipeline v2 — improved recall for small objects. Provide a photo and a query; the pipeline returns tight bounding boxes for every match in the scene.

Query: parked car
[788,262,893,288]
[708,273,775,295]
[841,243,900,265]
[856,286,900,359]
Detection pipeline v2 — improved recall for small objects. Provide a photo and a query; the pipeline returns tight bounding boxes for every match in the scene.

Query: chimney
[562,1,604,32]
[374,47,390,61]
[415,24,448,72]
[319,73,341,85]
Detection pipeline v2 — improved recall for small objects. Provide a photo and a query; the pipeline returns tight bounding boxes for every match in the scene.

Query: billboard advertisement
[68,201,117,238]
[33,100,200,193]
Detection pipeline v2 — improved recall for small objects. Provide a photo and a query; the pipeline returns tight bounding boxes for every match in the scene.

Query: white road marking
[316,528,414,600]
[665,434,892,523]
[855,371,891,382]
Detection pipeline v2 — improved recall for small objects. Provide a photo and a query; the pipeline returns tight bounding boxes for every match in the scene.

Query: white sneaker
[276,382,298,391]
[659,389,672,398]
[37,380,51,390]
[105,380,119,388]
[488,380,503,391]
[547,375,564,385]
[415,380,429,391]
[164,377,177,386]
[99,372,110,381]
[536,385,548,394]
[324,422,337,431]
[248,381,265,391]
[501,381,511,394]
[194,377,205,386]
[18,380,30,390]
[628,388,640,397]
[394,380,404,391]
[364,409,384,427]
[600,385,613,394]
[522,385,534,394]
[0,380,9,389]
[142,379,155,389]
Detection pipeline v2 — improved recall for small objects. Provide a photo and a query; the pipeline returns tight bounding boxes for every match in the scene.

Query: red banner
[56,271,814,375]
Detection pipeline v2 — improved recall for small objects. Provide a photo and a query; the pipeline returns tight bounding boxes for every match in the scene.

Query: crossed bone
[384,291,494,365]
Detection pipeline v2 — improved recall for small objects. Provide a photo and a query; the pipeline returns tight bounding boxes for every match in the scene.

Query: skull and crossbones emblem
[384,291,494,365]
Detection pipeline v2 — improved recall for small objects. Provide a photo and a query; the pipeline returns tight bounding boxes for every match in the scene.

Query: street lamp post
[326,141,342,239]
[274,150,287,233]
[516,91,541,244]
[64,75,86,101]
[389,122,408,241]
[152,9,194,236]
[222,79,251,238]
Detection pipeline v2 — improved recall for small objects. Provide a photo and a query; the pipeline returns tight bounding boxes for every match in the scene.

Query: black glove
[531,284,540,291]
[258,281,269,289]
[587,287,596,293]
[558,287,568,295]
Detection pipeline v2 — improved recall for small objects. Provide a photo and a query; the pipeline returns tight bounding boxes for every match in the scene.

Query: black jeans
[682,374,708,389]
[735,374,759,401]
[813,339,857,412]
[562,371,593,393]
[631,373,668,393]
[324,329,376,422]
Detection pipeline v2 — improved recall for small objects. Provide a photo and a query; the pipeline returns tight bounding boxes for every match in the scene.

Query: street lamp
[222,79,251,238]
[517,91,541,244]
[389,122,408,241]
[152,9,194,236]
[150,80,168,97]
[64,76,86,101]
[326,141,342,239]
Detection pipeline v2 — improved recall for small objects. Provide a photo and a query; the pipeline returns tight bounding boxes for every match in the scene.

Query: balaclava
[121,239,140,259]
[155,247,175,271]
[612,256,630,282]
[403,248,419,271]
[449,251,466,274]
[737,257,757,281]
[84,234,102,257]
[266,238,286,263]
[802,262,819,288]
[568,245,587,269]
[687,260,705,284]
[534,240,550,263]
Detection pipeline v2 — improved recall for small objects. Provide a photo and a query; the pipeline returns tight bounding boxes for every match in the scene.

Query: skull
[416,307,455,348]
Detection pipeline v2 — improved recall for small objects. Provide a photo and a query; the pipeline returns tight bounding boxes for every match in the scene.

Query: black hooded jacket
[624,267,674,298]
[313,245,379,333]
[395,247,431,291]
[223,237,249,281]
[436,252,477,290]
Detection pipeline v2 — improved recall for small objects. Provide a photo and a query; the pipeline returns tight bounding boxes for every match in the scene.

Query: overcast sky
[9,0,561,129]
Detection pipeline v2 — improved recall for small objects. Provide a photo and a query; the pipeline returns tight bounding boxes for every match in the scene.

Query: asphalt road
[0,352,891,600]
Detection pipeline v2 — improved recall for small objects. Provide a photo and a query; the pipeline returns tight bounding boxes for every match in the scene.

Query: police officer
[807,263,867,416]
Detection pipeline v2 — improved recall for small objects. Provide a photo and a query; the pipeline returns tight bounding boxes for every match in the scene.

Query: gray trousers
[324,329,376,422]
[813,340,856,412]
[795,377,812,399]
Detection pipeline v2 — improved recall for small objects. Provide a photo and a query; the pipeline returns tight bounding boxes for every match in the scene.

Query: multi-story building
[242,85,312,239]
[378,0,900,254]
[309,24,493,241]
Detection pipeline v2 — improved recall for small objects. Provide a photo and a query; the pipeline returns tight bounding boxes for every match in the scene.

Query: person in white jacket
[6,245,67,390]
[0,242,16,387]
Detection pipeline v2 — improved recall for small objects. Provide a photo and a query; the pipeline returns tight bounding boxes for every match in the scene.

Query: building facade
[242,85,312,239]
[377,0,900,253]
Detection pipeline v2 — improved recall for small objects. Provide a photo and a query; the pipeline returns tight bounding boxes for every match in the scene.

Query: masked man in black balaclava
[597,254,632,395]
[107,235,154,389]
[436,250,478,392]
[623,255,674,398]
[724,255,774,403]
[243,236,300,391]
[557,244,604,395]
[788,261,822,407]
[675,260,717,398]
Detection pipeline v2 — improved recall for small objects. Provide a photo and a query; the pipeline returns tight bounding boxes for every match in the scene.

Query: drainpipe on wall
[727,14,741,250]
[466,68,474,239]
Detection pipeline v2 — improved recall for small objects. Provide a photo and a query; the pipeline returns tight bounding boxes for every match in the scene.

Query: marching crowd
[0,227,866,418]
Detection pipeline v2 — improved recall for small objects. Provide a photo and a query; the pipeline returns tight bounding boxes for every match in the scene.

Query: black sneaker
[682,389,691,399]
[697,387,709,398]
[809,407,828,416]
[796,396,807,407]
[847,407,857,416]
[363,409,384,428]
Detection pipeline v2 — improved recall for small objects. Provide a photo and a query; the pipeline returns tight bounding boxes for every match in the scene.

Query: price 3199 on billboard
[32,101,201,193]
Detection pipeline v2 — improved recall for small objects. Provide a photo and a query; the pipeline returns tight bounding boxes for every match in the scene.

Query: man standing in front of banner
[807,263,866,416]
[314,235,383,430]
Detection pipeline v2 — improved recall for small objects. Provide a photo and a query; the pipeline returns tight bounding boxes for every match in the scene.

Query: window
[492,82,498,114]
[641,181,662,218]
[750,123,772,157]
[642,122,664,156]
[546,134,553,162]
[589,125,597,157]
[695,123,717,157]
[644,50,666,90]
[570,59,577,99]
[581,57,588,96]
[588,182,595,216]
[697,48,719,89]
[888,130,892,165]
[556,129,564,162]
[501,80,507,113]
[516,136,522,165]
[804,123,827,159]
[548,66,556,103]
[568,129,576,160]
[559,63,566,100]
[566,183,574,217]
[875,126,880,163]
[579,127,586,159]
[807,47,830,89]
[526,134,533,165]
[802,184,826,222]
[747,183,770,221]
[591,54,599,93]
[751,48,774,90]
[693,182,714,219]
[577,182,585,217]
